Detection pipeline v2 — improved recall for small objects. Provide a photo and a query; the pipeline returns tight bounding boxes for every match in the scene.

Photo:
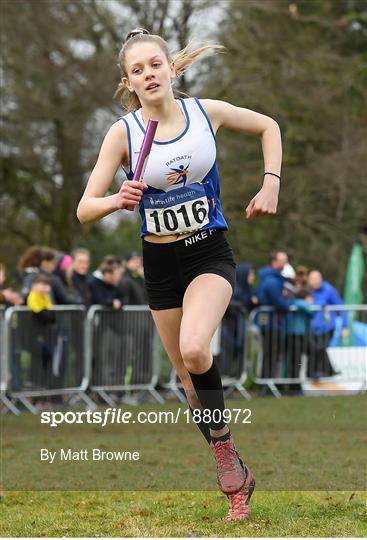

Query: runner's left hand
[245,186,279,220]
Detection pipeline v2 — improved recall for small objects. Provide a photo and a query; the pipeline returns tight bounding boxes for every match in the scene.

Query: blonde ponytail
[172,42,224,79]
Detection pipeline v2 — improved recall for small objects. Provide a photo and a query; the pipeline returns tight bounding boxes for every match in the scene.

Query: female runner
[77,29,281,521]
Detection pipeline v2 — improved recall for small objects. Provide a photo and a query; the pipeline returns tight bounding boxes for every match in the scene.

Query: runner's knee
[180,341,211,373]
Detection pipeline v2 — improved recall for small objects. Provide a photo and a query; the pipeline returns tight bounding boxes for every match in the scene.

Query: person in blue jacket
[285,288,315,379]
[307,270,349,378]
[257,251,311,378]
[308,270,349,337]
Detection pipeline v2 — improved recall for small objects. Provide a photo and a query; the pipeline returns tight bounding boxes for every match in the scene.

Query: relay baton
[126,119,158,211]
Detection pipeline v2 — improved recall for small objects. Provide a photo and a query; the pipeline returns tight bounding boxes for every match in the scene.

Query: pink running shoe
[210,436,246,494]
[226,466,255,521]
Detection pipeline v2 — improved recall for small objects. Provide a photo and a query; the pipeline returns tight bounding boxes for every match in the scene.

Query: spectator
[54,253,73,286]
[27,273,56,324]
[285,287,315,379]
[307,270,348,378]
[0,263,23,306]
[89,260,125,309]
[281,262,297,298]
[27,274,57,395]
[19,246,83,304]
[119,252,153,385]
[71,248,92,307]
[258,251,303,310]
[257,250,311,378]
[232,263,258,312]
[120,251,148,305]
[89,260,125,386]
[1,263,24,392]
[219,263,258,376]
[92,254,122,281]
[19,245,43,301]
[295,265,309,292]
[39,248,83,305]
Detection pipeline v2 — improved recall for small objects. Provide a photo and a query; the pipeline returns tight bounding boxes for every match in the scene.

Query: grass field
[2,490,366,537]
[1,394,367,537]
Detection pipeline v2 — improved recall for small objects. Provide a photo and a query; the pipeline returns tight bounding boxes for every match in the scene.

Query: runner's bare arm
[200,99,281,177]
[200,99,282,219]
[77,121,147,224]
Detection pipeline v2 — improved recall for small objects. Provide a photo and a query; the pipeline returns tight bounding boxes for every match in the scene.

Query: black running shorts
[142,229,236,310]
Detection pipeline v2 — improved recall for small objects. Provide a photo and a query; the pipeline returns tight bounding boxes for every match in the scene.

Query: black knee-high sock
[187,366,245,468]
[189,406,211,445]
[182,388,211,445]
[188,360,227,433]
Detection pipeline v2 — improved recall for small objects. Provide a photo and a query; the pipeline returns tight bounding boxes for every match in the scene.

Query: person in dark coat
[39,248,83,305]
[89,260,125,385]
[19,245,43,301]
[89,260,125,308]
[232,263,258,312]
[119,251,148,305]
[0,263,23,306]
[71,248,92,307]
[19,246,83,305]
[219,263,259,377]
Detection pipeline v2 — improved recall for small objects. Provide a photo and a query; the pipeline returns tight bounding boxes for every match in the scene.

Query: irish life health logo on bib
[142,182,210,236]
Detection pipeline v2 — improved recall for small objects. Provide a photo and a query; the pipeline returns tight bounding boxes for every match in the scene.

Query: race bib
[142,183,210,236]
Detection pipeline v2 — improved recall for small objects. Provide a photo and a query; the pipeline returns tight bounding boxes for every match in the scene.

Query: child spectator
[27,273,56,324]
[27,274,57,401]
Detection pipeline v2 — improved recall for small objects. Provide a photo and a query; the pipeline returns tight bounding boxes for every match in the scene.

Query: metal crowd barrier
[161,305,251,401]
[3,303,365,413]
[247,304,367,397]
[2,305,94,413]
[0,306,20,414]
[87,305,164,405]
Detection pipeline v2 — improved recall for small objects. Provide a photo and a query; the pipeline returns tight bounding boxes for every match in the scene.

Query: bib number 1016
[147,198,209,234]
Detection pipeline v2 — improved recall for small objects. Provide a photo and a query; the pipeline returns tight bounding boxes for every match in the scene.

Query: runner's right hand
[115,180,148,210]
